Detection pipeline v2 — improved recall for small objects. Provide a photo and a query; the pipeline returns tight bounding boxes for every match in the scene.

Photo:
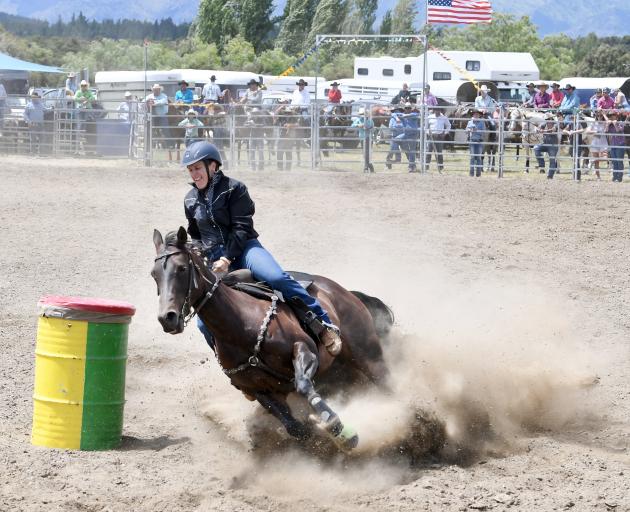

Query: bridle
[154,247,220,327]
[154,246,291,383]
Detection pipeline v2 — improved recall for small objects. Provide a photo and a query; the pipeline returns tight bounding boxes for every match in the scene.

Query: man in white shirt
[202,75,222,103]
[425,108,451,173]
[291,79,310,122]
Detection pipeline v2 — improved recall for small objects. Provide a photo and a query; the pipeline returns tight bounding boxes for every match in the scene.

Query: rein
[155,247,292,384]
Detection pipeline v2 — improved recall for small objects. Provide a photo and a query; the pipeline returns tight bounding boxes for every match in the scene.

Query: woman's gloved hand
[211,256,231,274]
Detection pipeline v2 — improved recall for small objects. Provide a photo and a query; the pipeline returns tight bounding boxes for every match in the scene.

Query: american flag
[427,0,493,24]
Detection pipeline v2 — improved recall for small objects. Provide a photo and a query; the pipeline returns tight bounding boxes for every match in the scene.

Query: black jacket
[184,172,258,261]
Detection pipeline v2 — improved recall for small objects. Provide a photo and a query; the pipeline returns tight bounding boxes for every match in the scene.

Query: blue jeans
[197,238,332,348]
[469,142,483,176]
[396,134,416,169]
[534,143,559,179]
[610,147,624,182]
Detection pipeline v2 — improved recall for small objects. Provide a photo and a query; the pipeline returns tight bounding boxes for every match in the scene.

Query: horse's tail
[350,291,395,340]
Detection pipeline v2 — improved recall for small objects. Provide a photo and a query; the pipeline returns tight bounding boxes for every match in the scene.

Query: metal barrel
[32,296,135,450]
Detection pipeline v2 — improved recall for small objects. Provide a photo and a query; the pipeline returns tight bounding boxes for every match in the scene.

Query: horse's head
[152,227,200,334]
[507,107,522,133]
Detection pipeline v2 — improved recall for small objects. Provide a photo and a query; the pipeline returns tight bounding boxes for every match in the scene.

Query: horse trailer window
[357,68,368,76]
[433,72,451,80]
[404,64,412,74]
[466,60,480,71]
[382,69,394,77]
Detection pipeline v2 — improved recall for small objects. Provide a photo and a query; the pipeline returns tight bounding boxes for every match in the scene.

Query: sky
[2,0,629,38]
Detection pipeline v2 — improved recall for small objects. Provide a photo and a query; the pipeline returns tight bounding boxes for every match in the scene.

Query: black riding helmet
[182,141,223,184]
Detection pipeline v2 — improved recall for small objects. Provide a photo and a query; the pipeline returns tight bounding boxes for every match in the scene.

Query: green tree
[223,35,256,71]
[389,0,419,55]
[379,10,392,35]
[307,0,349,46]
[239,0,274,52]
[535,34,575,79]
[256,48,294,74]
[276,0,317,54]
[179,38,222,69]
[197,0,239,51]
[344,0,378,34]
[575,43,630,77]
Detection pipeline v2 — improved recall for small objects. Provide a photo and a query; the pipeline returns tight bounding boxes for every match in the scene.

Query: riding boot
[320,323,342,356]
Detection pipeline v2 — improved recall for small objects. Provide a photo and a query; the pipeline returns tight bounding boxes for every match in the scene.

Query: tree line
[0,12,190,40]
[0,0,628,88]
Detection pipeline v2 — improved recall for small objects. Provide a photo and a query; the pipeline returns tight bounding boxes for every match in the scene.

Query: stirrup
[321,323,342,356]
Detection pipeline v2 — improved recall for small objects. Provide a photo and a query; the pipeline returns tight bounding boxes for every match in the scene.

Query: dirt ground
[1,156,629,512]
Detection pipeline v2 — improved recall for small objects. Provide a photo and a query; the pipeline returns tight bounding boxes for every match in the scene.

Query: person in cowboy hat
[118,91,137,123]
[178,108,205,147]
[549,82,564,108]
[474,84,497,130]
[523,82,538,108]
[181,141,343,355]
[328,82,342,104]
[291,79,310,106]
[175,80,194,105]
[533,82,551,109]
[559,83,580,114]
[466,109,485,177]
[202,74,222,104]
[145,84,170,149]
[24,92,46,155]
[351,106,374,172]
[533,112,561,179]
[240,79,262,105]
[65,72,78,93]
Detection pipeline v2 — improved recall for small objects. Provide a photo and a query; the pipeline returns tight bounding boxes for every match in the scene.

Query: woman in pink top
[533,82,551,109]
[550,83,564,108]
[597,87,616,110]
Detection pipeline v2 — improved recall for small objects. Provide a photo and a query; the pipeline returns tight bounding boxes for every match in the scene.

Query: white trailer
[354,51,539,85]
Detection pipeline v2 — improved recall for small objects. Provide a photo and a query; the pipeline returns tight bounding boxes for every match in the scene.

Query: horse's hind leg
[255,392,310,440]
[293,341,358,450]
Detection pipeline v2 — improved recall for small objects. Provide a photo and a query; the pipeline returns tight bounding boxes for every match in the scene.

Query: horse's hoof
[334,424,359,451]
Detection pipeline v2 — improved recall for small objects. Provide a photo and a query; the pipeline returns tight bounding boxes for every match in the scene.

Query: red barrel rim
[38,295,136,316]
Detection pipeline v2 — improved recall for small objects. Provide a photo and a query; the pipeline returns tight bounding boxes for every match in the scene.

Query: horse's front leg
[293,341,358,450]
[254,392,310,440]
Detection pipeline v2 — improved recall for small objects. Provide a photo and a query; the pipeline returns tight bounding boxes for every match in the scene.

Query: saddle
[222,269,325,339]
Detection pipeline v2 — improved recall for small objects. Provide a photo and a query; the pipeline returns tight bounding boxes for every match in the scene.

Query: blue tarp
[0,52,63,73]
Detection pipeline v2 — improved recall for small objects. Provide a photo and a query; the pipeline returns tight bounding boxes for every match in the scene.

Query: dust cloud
[195,261,606,497]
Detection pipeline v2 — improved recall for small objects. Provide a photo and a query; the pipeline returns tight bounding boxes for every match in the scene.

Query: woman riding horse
[181,141,342,356]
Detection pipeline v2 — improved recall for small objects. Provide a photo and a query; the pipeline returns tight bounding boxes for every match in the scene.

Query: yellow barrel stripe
[32,317,88,449]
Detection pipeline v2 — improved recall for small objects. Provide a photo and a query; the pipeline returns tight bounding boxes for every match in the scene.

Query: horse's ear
[177,226,188,244]
[153,229,164,252]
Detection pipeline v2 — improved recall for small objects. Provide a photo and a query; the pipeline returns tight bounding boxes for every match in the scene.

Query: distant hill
[1,0,629,38]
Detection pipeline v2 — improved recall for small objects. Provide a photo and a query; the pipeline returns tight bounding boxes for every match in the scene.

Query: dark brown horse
[152,227,392,451]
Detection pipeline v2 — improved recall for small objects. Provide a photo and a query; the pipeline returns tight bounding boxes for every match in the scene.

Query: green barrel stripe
[80,322,128,450]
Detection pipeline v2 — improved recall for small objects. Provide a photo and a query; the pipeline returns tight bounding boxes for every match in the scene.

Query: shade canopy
[0,52,64,73]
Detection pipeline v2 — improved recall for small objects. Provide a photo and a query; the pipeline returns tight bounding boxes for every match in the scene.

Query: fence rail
[2,95,628,180]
